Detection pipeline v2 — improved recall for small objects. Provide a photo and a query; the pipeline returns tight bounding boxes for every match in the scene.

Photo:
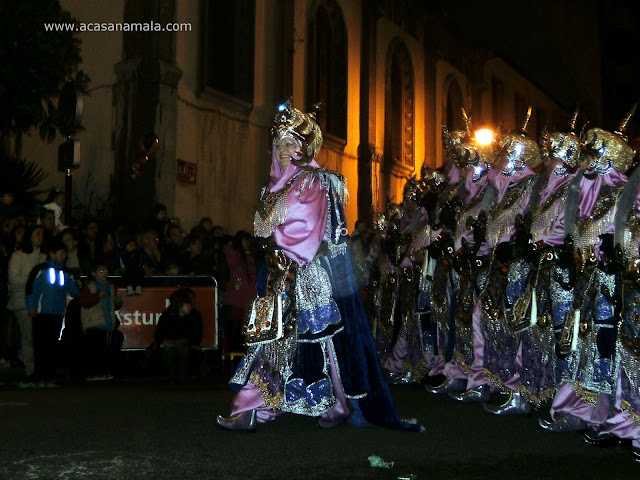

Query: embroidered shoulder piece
[254,167,348,239]
[254,173,306,238]
[485,176,536,247]
[434,181,464,221]
[575,184,625,251]
[529,181,572,240]
[297,165,348,206]
[621,211,640,262]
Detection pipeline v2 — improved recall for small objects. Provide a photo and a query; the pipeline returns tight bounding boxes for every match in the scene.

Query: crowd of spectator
[0,189,263,384]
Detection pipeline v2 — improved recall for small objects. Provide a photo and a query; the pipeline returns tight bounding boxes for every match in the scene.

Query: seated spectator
[180,233,213,276]
[95,231,122,275]
[78,219,101,275]
[119,235,144,295]
[150,204,168,249]
[38,207,56,252]
[164,261,181,276]
[198,217,214,234]
[60,228,82,282]
[163,224,185,270]
[140,228,162,277]
[221,231,256,352]
[79,262,124,380]
[154,288,202,378]
[212,225,225,239]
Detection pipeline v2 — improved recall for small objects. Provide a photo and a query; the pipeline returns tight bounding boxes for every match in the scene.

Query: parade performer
[371,201,404,369]
[424,123,471,393]
[446,126,497,402]
[216,101,421,432]
[516,119,584,413]
[476,108,542,415]
[594,144,640,461]
[546,121,632,432]
[582,151,640,462]
[382,177,431,383]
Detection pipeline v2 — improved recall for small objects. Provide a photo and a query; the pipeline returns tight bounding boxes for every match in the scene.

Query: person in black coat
[154,288,202,378]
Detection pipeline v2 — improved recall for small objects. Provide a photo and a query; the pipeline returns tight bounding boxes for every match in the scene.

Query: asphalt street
[1,375,638,480]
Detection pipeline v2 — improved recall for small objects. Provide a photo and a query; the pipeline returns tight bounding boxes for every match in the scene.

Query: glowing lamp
[475,128,494,146]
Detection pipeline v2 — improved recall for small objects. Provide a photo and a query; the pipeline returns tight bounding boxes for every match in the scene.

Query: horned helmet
[539,109,581,178]
[496,106,542,177]
[581,105,636,177]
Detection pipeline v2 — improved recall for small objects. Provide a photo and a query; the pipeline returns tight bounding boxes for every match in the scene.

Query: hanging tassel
[421,250,430,277]
[427,257,436,277]
[570,309,580,352]
[529,288,537,327]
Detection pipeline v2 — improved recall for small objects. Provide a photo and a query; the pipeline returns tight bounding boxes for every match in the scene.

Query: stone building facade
[20,0,599,233]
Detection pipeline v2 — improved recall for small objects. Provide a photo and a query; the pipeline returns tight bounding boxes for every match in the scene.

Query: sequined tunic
[561,184,626,399]
[480,176,537,390]
[233,167,351,416]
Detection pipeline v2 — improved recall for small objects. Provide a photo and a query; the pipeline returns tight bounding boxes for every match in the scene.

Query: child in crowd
[25,239,81,383]
[42,188,66,233]
[79,262,124,380]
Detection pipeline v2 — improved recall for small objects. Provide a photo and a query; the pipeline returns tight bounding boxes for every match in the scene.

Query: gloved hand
[468,211,487,251]
[428,232,453,260]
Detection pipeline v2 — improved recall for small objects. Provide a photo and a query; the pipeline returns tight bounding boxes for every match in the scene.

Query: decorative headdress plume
[614,103,637,142]
[520,106,532,135]
[461,108,471,134]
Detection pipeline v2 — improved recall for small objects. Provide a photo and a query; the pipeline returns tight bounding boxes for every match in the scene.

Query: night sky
[431,0,640,139]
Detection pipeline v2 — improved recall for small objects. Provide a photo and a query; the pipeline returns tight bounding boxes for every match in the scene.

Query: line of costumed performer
[216,100,423,432]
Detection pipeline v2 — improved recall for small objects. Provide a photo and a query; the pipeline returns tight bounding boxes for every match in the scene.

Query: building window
[537,109,548,133]
[445,78,465,131]
[491,77,504,126]
[201,0,255,103]
[515,92,528,130]
[384,39,414,170]
[306,0,347,140]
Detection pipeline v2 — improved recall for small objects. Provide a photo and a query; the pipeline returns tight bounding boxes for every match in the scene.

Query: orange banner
[115,285,218,350]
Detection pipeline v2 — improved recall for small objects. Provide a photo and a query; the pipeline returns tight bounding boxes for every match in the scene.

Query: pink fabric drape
[467,301,487,389]
[267,144,328,266]
[550,382,611,429]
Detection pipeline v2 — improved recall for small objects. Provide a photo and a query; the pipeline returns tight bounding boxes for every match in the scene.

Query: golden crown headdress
[271,99,323,160]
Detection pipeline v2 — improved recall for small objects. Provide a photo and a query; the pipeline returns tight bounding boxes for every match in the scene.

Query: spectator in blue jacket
[25,238,81,382]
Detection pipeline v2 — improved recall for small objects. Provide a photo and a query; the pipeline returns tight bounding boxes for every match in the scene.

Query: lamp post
[57,81,83,224]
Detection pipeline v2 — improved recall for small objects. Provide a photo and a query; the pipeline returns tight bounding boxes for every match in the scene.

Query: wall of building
[374,16,425,205]
[15,0,575,235]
